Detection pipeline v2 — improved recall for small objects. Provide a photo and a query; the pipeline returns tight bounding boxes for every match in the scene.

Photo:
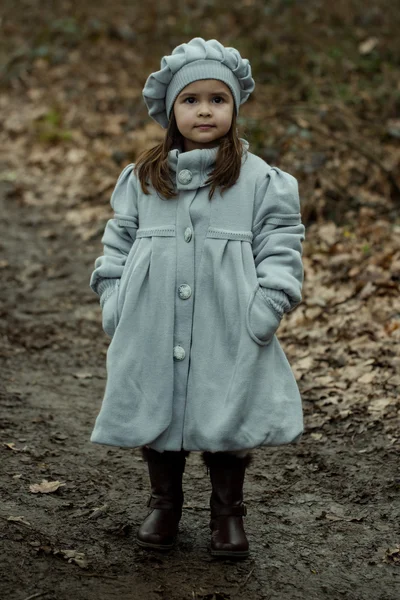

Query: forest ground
[0,177,398,599]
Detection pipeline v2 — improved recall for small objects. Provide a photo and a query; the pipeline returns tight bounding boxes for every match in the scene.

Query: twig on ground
[238,566,255,590]
[22,592,49,600]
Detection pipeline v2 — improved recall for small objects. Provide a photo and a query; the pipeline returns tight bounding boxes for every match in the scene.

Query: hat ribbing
[142,37,255,129]
[165,59,241,120]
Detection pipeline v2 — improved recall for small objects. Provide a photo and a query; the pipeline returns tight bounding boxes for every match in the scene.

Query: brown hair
[133,111,245,201]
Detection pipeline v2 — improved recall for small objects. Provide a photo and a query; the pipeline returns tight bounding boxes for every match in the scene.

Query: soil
[0,178,399,600]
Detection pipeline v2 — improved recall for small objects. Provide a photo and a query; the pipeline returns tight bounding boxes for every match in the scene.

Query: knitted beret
[142,37,255,129]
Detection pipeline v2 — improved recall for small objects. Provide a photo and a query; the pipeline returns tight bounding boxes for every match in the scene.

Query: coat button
[178,169,192,184]
[173,345,186,361]
[184,227,192,242]
[178,284,192,299]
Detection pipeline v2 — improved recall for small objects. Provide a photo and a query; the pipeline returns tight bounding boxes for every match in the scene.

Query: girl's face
[173,79,234,152]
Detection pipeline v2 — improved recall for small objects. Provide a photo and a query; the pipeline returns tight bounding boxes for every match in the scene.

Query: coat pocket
[246,284,281,346]
[101,280,120,337]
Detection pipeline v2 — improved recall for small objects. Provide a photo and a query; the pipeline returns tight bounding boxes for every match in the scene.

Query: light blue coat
[89,139,305,452]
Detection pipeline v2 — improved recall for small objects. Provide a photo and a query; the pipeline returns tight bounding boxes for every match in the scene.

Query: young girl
[90,37,305,559]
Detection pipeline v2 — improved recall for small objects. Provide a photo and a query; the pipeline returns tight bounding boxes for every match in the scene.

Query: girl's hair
[133,110,244,201]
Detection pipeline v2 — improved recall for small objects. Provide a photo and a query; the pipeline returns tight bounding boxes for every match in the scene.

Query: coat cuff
[98,279,119,308]
[259,287,291,317]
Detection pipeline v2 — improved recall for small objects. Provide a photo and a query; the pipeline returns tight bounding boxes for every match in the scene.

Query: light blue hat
[142,37,255,129]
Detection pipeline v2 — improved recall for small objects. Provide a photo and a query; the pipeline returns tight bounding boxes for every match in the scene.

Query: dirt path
[0,180,399,600]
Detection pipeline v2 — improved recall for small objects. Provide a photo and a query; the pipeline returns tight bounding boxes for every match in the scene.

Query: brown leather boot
[202,451,252,559]
[137,447,189,550]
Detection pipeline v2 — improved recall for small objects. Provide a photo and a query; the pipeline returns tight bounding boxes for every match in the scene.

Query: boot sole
[210,548,250,559]
[136,537,175,551]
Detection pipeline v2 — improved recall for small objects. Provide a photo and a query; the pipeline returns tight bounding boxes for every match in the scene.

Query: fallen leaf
[29,479,66,494]
[367,398,393,413]
[3,442,29,452]
[73,372,93,380]
[7,515,31,526]
[358,371,376,384]
[53,433,68,441]
[296,356,314,370]
[358,37,379,55]
[34,544,87,568]
[324,512,344,521]
[383,547,400,565]
[4,443,17,451]
[316,510,364,522]
[314,375,335,386]
[58,549,88,569]
[89,504,108,519]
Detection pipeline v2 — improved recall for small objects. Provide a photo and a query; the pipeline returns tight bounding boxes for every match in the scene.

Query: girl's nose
[198,104,211,116]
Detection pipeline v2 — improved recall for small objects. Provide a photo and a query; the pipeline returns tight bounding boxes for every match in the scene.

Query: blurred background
[1,0,399,228]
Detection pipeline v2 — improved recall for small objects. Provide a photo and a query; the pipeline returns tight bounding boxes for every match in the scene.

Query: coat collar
[168,138,250,191]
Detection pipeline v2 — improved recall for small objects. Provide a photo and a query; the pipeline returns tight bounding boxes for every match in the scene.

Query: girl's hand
[246,285,282,346]
[101,282,120,337]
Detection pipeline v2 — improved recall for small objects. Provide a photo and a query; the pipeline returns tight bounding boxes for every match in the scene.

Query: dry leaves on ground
[29,479,66,494]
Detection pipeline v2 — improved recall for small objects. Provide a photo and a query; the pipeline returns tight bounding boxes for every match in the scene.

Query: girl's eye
[183,96,225,104]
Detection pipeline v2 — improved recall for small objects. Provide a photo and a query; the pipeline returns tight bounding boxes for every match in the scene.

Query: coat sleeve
[251,167,305,316]
[89,163,139,304]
